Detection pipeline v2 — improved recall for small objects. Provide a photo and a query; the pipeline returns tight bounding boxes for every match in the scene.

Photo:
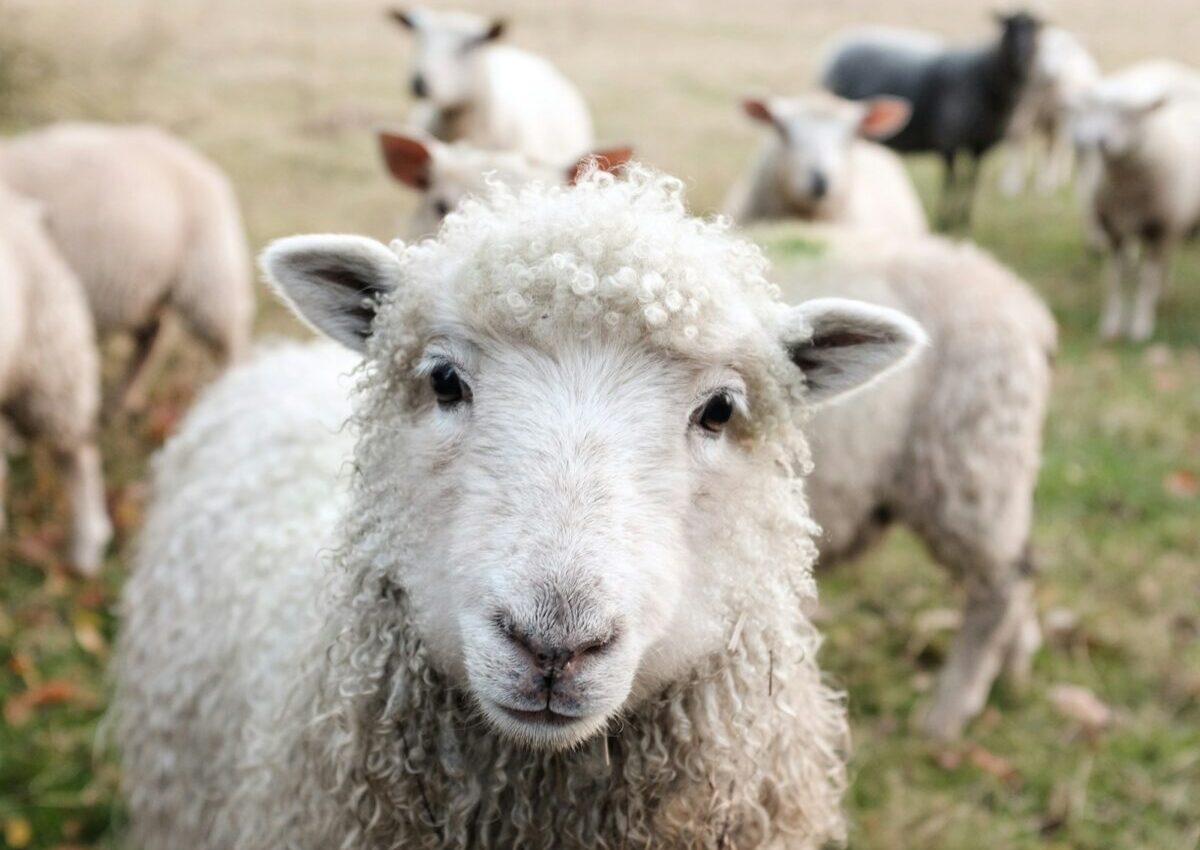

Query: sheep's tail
[172,175,254,364]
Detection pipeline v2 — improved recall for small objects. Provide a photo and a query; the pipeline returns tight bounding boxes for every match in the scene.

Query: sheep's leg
[922,576,1029,739]
[999,140,1029,197]
[1000,578,1042,691]
[1038,122,1072,194]
[1099,241,1133,342]
[957,154,982,228]
[937,152,959,230]
[0,419,8,534]
[59,440,111,577]
[108,315,163,418]
[1129,238,1171,342]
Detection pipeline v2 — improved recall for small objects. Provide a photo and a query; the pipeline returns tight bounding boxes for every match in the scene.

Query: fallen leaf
[73,610,107,656]
[967,744,1021,788]
[3,680,85,728]
[1049,684,1113,735]
[3,816,32,849]
[1164,469,1198,499]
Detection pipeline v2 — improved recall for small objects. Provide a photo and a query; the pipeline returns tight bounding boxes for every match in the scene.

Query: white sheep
[114,167,929,849]
[1071,62,1200,341]
[724,93,928,236]
[999,26,1100,196]
[0,185,111,575]
[752,222,1056,738]
[377,130,632,237]
[0,122,253,410]
[389,7,594,166]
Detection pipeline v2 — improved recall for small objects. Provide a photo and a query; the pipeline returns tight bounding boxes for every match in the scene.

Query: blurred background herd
[0,0,1197,848]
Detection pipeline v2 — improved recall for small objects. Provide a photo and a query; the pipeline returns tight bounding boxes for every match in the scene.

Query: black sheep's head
[994,10,1043,80]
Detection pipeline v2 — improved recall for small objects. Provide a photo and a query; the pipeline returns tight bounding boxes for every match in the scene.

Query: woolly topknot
[382,164,784,358]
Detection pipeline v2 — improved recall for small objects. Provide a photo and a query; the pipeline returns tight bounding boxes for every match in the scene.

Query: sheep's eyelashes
[430,362,469,406]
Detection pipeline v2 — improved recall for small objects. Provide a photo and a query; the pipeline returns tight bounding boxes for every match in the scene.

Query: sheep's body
[399,10,593,166]
[1000,26,1100,195]
[753,223,1056,737]
[727,135,926,235]
[821,15,1041,228]
[1074,63,1200,340]
[0,185,110,573]
[0,122,252,406]
[111,170,935,848]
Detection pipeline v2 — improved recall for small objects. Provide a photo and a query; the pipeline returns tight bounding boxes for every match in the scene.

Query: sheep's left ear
[857,97,912,140]
[565,146,635,184]
[782,298,927,407]
[260,235,404,352]
[481,19,506,42]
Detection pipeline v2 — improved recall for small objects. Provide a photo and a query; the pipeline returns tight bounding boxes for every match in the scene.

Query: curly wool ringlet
[116,167,849,850]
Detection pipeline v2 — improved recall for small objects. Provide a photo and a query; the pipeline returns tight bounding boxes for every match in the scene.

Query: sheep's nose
[501,619,616,676]
[810,171,829,199]
[411,74,428,99]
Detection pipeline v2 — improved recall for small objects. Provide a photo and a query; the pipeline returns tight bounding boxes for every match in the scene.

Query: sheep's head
[378,131,634,238]
[741,94,910,211]
[389,7,504,107]
[994,10,1042,82]
[1071,86,1169,161]
[262,167,925,750]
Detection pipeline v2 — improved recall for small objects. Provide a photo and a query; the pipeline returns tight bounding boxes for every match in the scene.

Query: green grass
[1,1,1199,847]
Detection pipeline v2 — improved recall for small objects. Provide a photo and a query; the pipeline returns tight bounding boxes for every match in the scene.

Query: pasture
[0,0,1197,848]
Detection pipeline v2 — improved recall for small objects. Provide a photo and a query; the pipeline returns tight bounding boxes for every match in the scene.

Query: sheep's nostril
[411,75,428,99]
[810,172,829,199]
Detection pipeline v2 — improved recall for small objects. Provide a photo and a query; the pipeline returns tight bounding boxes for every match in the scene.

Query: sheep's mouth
[494,704,584,727]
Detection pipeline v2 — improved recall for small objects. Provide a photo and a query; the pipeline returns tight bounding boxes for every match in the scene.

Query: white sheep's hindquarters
[0,186,111,575]
[753,222,1056,739]
[114,167,930,849]
[0,122,253,411]
[391,8,594,166]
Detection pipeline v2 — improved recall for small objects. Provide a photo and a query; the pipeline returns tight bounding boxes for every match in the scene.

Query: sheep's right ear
[782,298,928,407]
[261,235,404,352]
[742,98,776,126]
[858,97,912,140]
[389,8,417,29]
[379,132,434,190]
[565,146,635,184]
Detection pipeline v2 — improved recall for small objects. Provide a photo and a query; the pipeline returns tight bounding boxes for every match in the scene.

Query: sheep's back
[114,340,359,849]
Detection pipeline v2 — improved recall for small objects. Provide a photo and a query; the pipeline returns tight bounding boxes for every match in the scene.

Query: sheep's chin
[476,698,616,751]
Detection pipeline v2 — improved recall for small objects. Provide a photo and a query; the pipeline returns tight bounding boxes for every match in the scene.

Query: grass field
[1,1,1198,848]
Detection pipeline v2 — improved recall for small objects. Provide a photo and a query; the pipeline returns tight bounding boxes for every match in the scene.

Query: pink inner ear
[566,146,635,185]
[378,133,432,190]
[859,99,912,139]
[742,99,774,125]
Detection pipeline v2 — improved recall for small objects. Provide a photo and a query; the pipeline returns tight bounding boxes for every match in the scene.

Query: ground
[0,1,1197,848]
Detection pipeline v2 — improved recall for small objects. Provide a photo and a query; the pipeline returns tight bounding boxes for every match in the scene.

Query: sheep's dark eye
[696,392,735,434]
[431,362,467,406]
[433,199,452,218]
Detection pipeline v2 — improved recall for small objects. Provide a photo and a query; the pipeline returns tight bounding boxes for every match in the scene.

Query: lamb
[821,12,1042,228]
[0,185,111,575]
[378,130,632,237]
[1071,62,1200,341]
[0,122,253,411]
[998,26,1100,196]
[389,7,594,166]
[723,92,928,236]
[750,221,1056,738]
[114,167,929,849]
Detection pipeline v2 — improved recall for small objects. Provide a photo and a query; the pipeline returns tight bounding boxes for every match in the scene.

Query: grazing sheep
[1072,63,1200,341]
[115,167,929,849]
[389,7,594,166]
[822,13,1042,228]
[999,26,1100,196]
[378,130,632,237]
[0,122,253,411]
[751,222,1056,738]
[724,93,928,236]
[0,185,110,575]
